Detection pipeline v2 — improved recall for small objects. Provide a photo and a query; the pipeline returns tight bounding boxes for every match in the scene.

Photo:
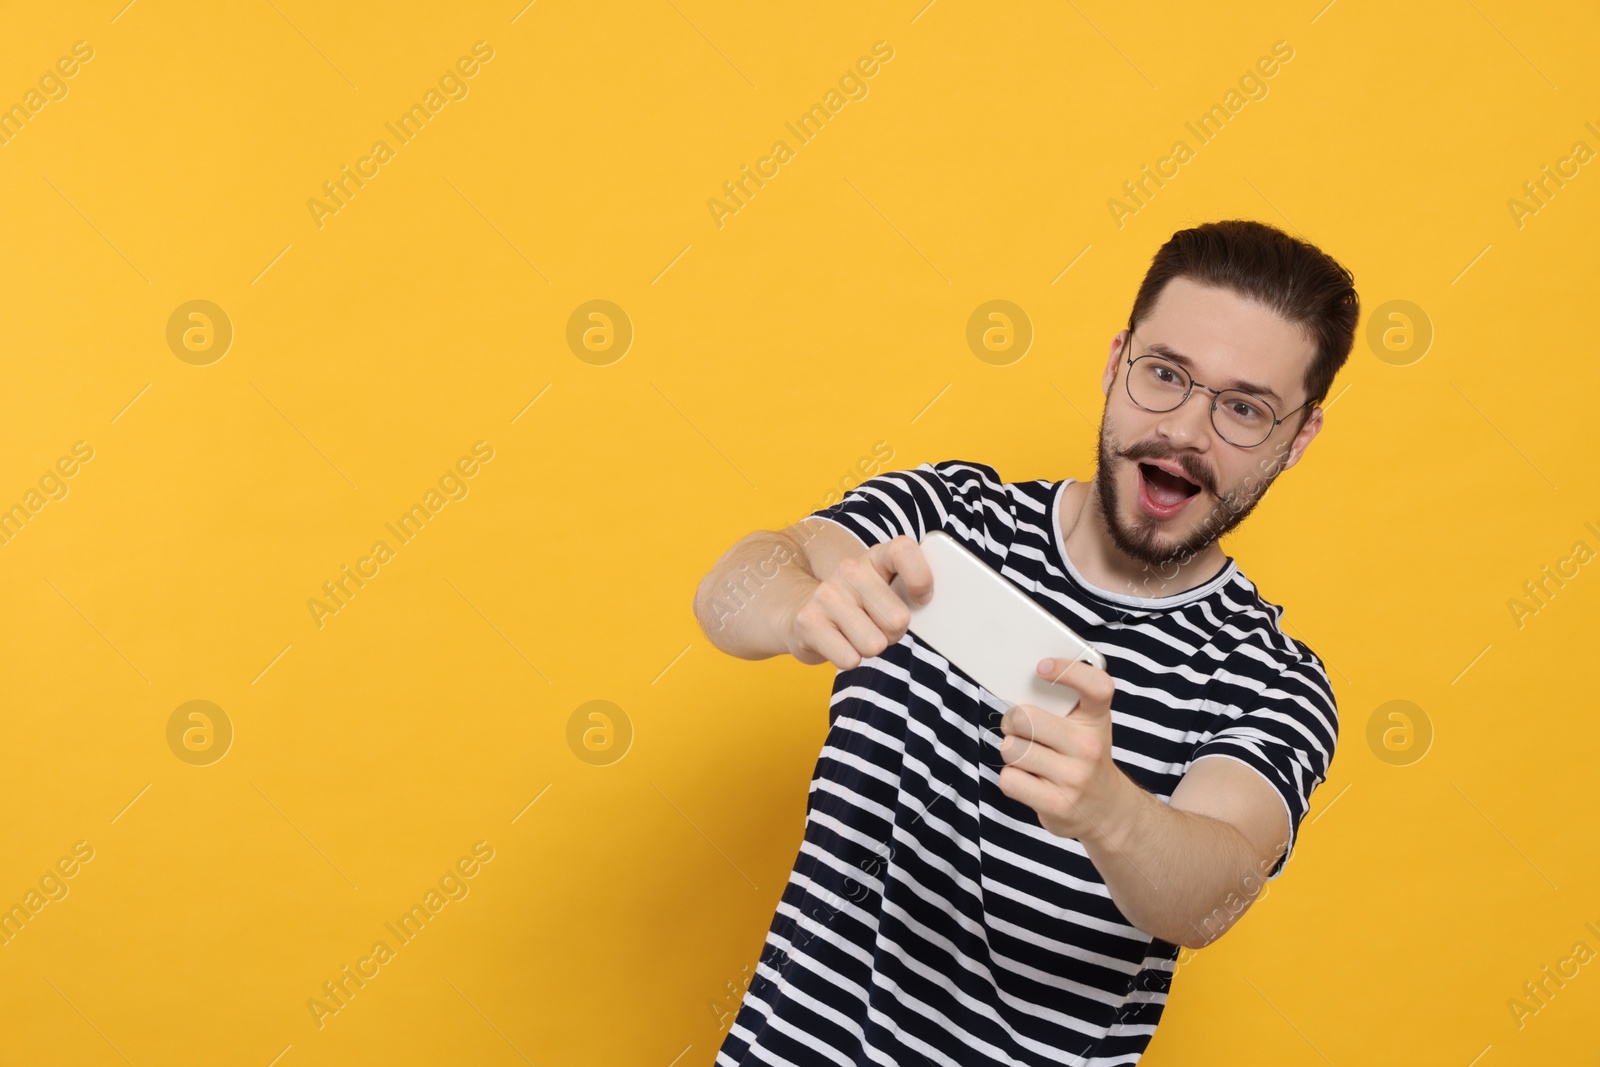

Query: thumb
[1037,658,1113,718]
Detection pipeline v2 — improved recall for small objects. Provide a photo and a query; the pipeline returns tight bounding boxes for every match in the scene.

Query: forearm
[692,530,819,660]
[1081,771,1269,949]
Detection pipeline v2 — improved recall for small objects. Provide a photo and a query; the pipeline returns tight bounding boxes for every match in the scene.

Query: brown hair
[1126,219,1359,420]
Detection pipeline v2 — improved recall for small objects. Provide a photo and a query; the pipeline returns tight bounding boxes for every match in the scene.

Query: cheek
[1099,411,1134,456]
[1216,469,1259,503]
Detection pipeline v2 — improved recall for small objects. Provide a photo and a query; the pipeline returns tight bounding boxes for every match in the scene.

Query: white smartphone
[887,530,1107,717]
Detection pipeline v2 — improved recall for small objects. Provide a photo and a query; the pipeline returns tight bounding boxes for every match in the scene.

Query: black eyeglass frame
[1120,332,1312,449]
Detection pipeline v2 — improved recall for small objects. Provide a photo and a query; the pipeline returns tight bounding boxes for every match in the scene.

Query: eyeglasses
[1122,332,1310,449]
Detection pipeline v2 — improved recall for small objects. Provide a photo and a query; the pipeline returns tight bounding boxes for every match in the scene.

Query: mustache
[1120,443,1215,496]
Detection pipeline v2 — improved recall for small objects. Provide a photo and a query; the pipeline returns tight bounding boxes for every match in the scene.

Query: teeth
[1140,462,1199,496]
[1142,462,1193,487]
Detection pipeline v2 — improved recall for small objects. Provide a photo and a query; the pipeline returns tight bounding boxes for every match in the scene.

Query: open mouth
[1137,462,1201,512]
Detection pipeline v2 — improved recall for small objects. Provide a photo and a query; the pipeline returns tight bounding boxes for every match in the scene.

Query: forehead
[1136,277,1315,404]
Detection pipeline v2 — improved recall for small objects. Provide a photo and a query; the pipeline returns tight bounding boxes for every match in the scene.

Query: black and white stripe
[717,460,1338,1066]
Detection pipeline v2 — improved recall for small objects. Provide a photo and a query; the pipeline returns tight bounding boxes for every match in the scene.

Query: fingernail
[1039,658,1055,675]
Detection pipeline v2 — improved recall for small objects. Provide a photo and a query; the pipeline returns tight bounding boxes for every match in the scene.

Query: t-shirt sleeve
[803,459,1013,562]
[1188,636,1340,881]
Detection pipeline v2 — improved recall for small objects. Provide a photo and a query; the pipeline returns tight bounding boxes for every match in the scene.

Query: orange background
[0,1,1596,1064]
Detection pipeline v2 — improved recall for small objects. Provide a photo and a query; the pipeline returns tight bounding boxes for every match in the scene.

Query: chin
[1105,465,1218,570]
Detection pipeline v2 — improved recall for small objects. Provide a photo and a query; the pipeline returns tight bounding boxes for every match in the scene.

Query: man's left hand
[996,657,1136,843]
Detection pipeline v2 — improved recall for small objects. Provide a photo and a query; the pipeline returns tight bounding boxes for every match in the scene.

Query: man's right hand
[782,535,934,670]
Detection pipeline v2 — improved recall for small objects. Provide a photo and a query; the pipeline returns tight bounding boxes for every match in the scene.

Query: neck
[1059,478,1227,600]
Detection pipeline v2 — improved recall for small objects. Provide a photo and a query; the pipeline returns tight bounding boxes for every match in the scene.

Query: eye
[1228,399,1263,420]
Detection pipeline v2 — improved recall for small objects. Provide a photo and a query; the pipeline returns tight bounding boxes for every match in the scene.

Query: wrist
[1083,766,1150,853]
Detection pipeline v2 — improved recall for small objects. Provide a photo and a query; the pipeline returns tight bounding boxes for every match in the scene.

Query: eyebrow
[1140,341,1286,407]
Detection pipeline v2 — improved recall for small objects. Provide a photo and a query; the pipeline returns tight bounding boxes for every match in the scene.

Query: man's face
[1093,276,1324,571]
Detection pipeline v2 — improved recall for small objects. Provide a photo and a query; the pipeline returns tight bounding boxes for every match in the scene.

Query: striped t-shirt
[715,459,1339,1066]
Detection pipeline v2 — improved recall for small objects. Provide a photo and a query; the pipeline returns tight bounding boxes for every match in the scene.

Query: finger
[998,728,1063,774]
[813,578,898,662]
[794,597,873,669]
[1004,707,1107,774]
[999,762,1095,823]
[999,703,1066,746]
[879,536,934,605]
[812,624,867,671]
[835,554,914,641]
[1036,658,1115,713]
[997,763,1075,822]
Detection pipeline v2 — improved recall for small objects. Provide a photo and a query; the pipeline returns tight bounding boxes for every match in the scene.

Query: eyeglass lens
[1127,355,1274,447]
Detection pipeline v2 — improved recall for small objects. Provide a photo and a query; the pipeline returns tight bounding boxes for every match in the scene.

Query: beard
[1092,415,1284,571]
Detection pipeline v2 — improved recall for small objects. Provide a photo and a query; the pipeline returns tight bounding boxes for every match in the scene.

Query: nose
[1153,387,1215,449]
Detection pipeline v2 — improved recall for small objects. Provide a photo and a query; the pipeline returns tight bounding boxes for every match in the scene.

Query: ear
[1102,331,1129,397]
[1279,405,1324,472]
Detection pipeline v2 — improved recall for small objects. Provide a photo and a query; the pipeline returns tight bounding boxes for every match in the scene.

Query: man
[694,218,1358,1065]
